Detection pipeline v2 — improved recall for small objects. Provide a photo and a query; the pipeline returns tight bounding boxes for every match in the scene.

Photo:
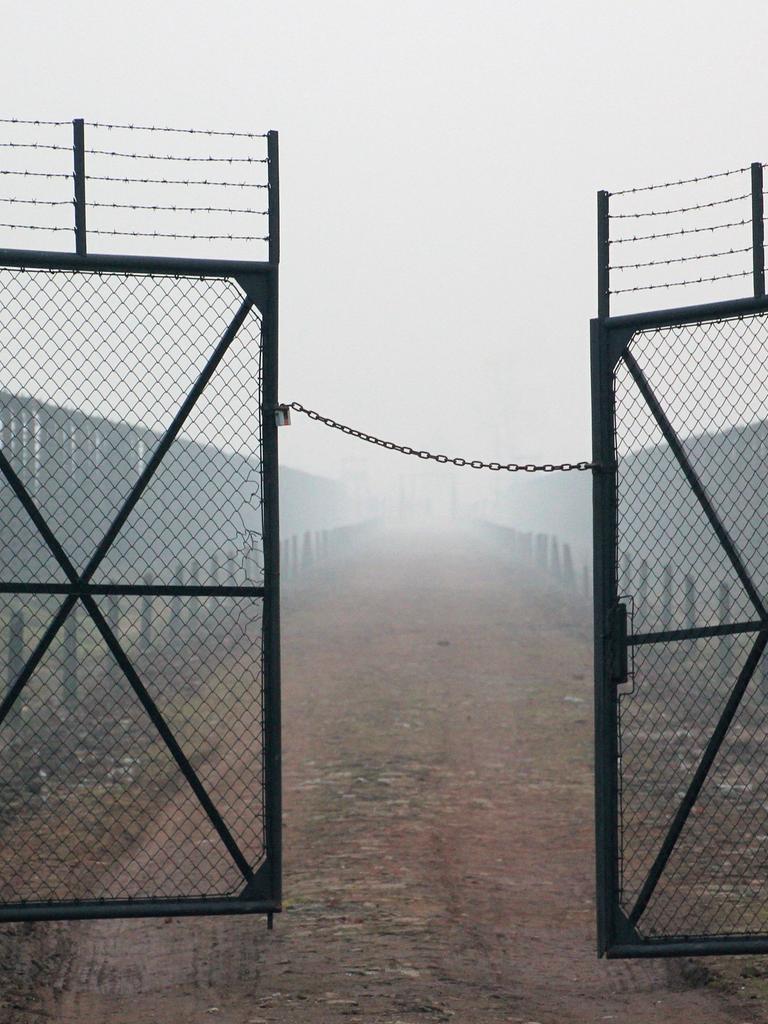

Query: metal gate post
[591,316,620,954]
[72,118,87,256]
[751,162,765,299]
[261,130,282,910]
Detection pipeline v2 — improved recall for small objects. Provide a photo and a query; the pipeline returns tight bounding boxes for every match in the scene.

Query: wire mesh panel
[594,299,768,956]
[0,256,280,920]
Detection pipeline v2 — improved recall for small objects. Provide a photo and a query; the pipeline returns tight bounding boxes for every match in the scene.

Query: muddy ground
[0,523,766,1023]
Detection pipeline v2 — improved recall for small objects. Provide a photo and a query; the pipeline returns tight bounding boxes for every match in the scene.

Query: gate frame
[0,132,281,923]
[593,291,768,958]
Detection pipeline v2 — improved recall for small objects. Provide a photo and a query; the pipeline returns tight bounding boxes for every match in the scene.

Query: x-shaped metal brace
[620,348,768,928]
[0,297,262,890]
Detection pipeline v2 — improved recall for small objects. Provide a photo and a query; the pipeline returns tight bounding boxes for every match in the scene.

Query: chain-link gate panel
[0,257,281,921]
[594,298,768,956]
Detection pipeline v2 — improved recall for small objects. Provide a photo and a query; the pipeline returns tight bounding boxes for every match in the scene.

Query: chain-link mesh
[614,309,768,940]
[0,266,266,908]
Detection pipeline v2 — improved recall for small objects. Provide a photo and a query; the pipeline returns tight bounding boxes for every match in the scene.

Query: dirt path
[1,524,765,1023]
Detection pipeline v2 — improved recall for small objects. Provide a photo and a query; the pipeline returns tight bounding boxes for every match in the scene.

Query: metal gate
[0,123,280,921]
[593,162,768,955]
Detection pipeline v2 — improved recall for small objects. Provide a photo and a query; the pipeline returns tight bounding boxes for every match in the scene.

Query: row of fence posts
[478,521,591,600]
[623,558,718,631]
[622,559,749,685]
[3,551,259,715]
[4,521,380,714]
[478,534,752,685]
[280,521,378,581]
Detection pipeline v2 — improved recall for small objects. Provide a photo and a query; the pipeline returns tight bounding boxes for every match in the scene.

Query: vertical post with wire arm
[72,118,87,256]
[751,162,764,299]
[267,131,280,266]
[597,190,610,318]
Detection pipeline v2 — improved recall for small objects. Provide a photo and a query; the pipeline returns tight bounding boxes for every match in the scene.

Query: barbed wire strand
[0,197,72,207]
[87,228,267,241]
[0,142,267,164]
[611,218,750,244]
[0,118,69,127]
[610,270,751,295]
[0,169,71,180]
[286,403,595,472]
[0,222,72,232]
[86,200,266,215]
[610,246,751,271]
[610,166,749,197]
[88,121,268,139]
[85,173,266,189]
[609,194,751,218]
[88,149,266,164]
[0,223,268,241]
[0,142,71,152]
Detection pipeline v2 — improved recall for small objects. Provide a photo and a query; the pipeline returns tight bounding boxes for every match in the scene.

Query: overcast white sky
[2,1,766,511]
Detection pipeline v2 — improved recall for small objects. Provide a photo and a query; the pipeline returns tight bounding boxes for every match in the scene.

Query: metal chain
[286,403,595,472]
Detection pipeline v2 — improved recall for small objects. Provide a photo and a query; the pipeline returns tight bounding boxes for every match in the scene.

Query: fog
[3,0,766,537]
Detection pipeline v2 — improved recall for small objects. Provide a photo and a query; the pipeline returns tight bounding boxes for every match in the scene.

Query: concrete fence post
[550,536,562,582]
[106,587,122,684]
[562,543,576,591]
[718,581,733,685]
[141,571,154,654]
[8,608,24,719]
[661,564,673,631]
[301,531,313,571]
[61,604,78,716]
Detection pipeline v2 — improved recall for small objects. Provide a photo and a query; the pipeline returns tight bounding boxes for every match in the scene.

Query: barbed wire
[610,166,749,197]
[0,115,273,256]
[87,121,268,138]
[0,118,69,127]
[611,218,750,244]
[0,169,71,180]
[609,194,750,218]
[0,197,72,207]
[0,222,71,232]
[286,403,595,472]
[85,173,266,188]
[0,142,69,153]
[88,149,267,164]
[610,246,751,271]
[0,142,267,164]
[610,270,751,295]
[87,228,268,241]
[85,200,266,215]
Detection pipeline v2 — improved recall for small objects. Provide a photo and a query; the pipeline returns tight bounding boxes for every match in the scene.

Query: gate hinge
[610,603,628,687]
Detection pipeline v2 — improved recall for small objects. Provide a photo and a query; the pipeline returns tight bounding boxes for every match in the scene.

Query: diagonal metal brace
[0,596,77,728]
[628,629,768,926]
[81,593,255,884]
[0,449,78,583]
[81,297,254,585]
[624,350,766,620]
